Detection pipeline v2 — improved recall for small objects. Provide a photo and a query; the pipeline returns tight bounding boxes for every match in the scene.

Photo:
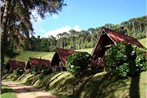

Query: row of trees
[121,16,147,39]
[24,28,99,51]
[24,15,146,52]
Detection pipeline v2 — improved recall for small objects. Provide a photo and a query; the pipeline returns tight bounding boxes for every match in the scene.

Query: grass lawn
[5,51,55,63]
[75,48,93,54]
[139,38,147,48]
[4,70,147,98]
[1,85,16,98]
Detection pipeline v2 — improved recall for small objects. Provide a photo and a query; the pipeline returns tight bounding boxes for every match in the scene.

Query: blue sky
[32,0,146,37]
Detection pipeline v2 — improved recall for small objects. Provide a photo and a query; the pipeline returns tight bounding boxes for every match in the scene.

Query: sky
[31,0,146,37]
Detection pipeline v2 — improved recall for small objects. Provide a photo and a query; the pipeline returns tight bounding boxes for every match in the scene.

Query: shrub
[17,69,24,75]
[105,43,147,77]
[66,52,91,76]
[30,65,52,75]
[135,48,147,71]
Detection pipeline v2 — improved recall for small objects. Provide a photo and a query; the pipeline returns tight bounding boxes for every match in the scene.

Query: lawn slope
[3,71,147,98]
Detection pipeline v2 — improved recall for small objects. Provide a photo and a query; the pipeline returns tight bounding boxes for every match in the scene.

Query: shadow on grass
[73,73,129,98]
[130,73,140,98]
[1,87,15,94]
[3,70,141,98]
[37,72,64,89]
[48,74,73,93]
[24,74,40,85]
[126,44,140,98]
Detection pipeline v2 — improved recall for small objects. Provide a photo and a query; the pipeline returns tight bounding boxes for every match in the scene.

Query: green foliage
[135,48,147,71]
[105,43,147,77]
[6,49,20,58]
[66,52,91,75]
[30,65,52,75]
[1,0,65,65]
[16,69,24,75]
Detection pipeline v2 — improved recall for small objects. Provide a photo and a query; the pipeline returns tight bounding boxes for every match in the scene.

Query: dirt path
[2,81,59,98]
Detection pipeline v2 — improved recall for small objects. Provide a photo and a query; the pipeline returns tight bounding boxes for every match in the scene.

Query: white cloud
[42,25,81,38]
[52,14,59,19]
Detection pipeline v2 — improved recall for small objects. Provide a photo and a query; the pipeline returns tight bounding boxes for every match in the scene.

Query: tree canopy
[1,0,66,64]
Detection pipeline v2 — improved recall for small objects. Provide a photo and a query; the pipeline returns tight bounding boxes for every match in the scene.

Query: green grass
[75,48,93,54]
[1,85,16,98]
[5,70,146,98]
[2,38,146,98]
[139,38,147,48]
[5,51,55,63]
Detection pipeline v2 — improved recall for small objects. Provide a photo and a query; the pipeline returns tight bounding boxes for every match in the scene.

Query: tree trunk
[1,0,10,64]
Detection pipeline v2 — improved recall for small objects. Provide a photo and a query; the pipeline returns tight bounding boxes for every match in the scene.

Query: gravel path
[2,81,59,98]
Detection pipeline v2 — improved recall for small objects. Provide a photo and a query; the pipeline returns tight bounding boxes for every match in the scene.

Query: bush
[30,65,52,75]
[66,52,91,76]
[105,43,147,77]
[135,48,147,71]
[17,69,24,75]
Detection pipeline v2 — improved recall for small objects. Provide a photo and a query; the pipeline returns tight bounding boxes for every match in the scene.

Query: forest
[23,16,146,52]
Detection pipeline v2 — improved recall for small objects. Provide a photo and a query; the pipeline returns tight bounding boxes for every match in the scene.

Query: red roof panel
[57,48,76,66]
[29,58,50,67]
[103,27,145,48]
[8,60,25,70]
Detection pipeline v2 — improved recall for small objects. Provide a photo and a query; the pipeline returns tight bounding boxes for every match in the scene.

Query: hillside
[3,70,147,98]
[3,38,146,98]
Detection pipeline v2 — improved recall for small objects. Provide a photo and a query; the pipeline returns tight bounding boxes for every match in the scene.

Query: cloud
[52,14,59,19]
[42,25,81,38]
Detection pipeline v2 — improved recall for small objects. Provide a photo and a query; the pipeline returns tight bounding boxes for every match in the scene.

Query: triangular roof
[92,27,145,59]
[103,27,145,48]
[51,48,76,67]
[27,57,50,68]
[7,60,25,70]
